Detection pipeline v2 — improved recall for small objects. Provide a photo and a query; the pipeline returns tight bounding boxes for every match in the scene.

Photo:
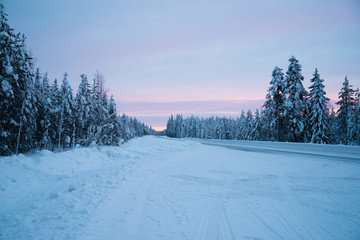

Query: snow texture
[1,136,360,239]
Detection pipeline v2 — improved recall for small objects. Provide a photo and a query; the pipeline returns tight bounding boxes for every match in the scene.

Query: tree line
[0,4,154,156]
[166,56,360,145]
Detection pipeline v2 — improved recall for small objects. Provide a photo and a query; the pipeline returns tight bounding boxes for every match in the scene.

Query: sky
[3,0,360,130]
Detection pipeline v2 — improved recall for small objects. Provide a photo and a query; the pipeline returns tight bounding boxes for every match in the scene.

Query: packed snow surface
[1,136,360,239]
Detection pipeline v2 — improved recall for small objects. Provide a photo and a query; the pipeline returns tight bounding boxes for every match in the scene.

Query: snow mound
[0,136,197,239]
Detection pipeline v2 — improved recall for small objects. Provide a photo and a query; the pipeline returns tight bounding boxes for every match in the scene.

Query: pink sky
[118,99,339,131]
[4,0,360,130]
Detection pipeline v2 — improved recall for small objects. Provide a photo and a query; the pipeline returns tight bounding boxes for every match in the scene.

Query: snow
[1,136,360,239]
[1,79,12,95]
[4,65,13,75]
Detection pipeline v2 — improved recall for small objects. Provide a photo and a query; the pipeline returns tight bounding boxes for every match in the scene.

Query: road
[78,137,360,240]
[200,141,360,163]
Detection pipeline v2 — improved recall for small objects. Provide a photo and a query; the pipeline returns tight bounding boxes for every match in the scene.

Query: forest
[2,2,360,157]
[0,5,154,156]
[166,58,360,145]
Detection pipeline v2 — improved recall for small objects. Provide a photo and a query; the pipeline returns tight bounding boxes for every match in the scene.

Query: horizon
[3,0,360,130]
[118,99,340,131]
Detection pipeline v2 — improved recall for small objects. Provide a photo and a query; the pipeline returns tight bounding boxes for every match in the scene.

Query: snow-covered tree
[0,5,37,154]
[327,106,337,144]
[97,95,121,146]
[309,68,330,144]
[48,79,61,147]
[75,74,91,145]
[175,114,184,138]
[251,109,262,141]
[0,5,18,155]
[336,76,355,145]
[354,89,360,145]
[283,56,309,142]
[14,34,38,154]
[88,76,108,143]
[245,110,254,140]
[119,113,131,142]
[263,66,286,141]
[345,87,359,145]
[346,107,358,145]
[58,73,75,149]
[166,114,175,138]
[33,68,46,146]
[235,111,246,140]
[38,73,52,149]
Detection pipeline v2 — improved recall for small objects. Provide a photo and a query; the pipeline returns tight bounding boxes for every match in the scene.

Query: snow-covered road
[1,136,360,239]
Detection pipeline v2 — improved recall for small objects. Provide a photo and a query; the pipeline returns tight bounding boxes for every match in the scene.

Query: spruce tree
[13,34,37,154]
[0,6,37,154]
[336,76,355,144]
[175,114,184,138]
[327,107,337,144]
[309,68,330,144]
[75,74,91,145]
[58,73,75,149]
[346,107,358,145]
[48,79,61,147]
[263,66,286,141]
[39,73,52,149]
[251,109,262,141]
[88,78,104,143]
[34,68,46,147]
[354,89,360,145]
[245,110,254,140]
[283,56,309,142]
[119,113,131,142]
[166,114,175,137]
[236,111,246,140]
[0,4,17,155]
[97,95,121,146]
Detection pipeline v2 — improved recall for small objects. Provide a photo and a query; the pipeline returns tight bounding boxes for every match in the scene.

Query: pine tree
[327,107,337,144]
[346,107,357,145]
[336,76,355,144]
[88,79,99,144]
[58,73,75,149]
[0,4,18,155]
[354,89,360,145]
[100,91,109,122]
[245,110,253,140]
[263,66,286,141]
[345,87,359,145]
[166,114,175,137]
[119,113,131,142]
[49,79,61,147]
[13,34,38,154]
[0,4,153,153]
[260,109,269,141]
[39,73,52,149]
[252,109,262,141]
[283,56,309,142]
[175,114,184,138]
[309,68,330,144]
[0,6,37,154]
[188,115,197,138]
[75,74,91,145]
[88,77,108,143]
[97,95,121,146]
[128,117,136,138]
[33,68,46,147]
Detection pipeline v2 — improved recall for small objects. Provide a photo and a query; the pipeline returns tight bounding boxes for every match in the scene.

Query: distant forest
[166,57,360,145]
[0,4,155,156]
